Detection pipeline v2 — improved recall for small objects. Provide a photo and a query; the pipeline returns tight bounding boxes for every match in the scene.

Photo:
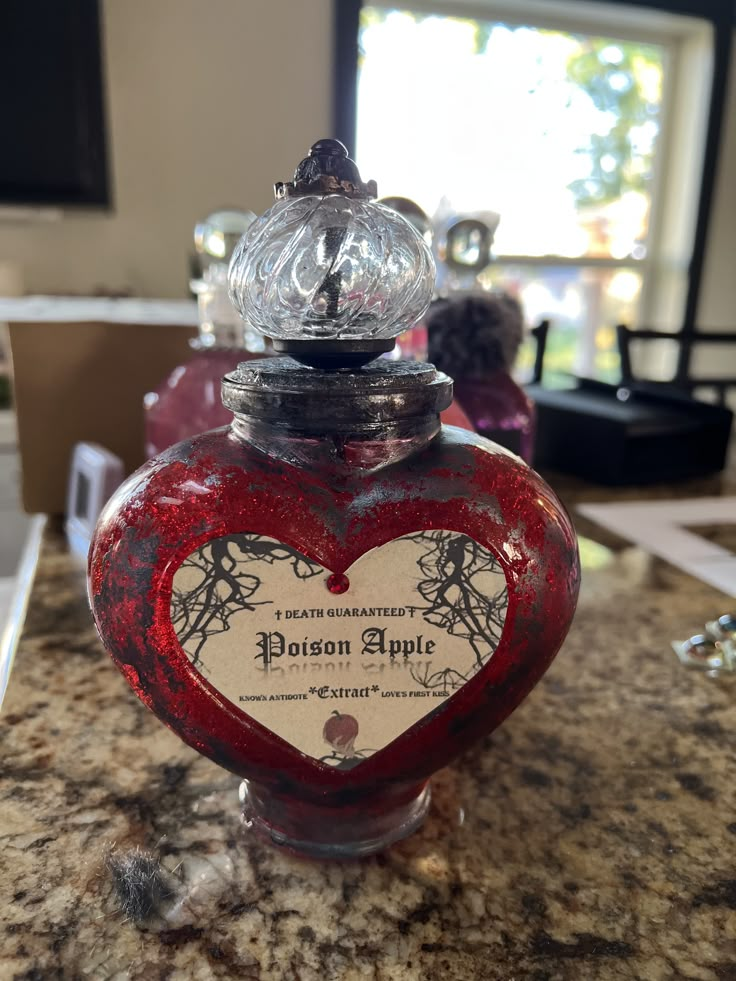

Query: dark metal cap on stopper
[274,139,378,201]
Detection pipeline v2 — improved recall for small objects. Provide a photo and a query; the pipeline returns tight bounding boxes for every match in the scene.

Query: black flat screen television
[0,0,110,207]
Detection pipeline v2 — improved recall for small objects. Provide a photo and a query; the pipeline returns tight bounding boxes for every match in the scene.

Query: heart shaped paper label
[171,530,508,768]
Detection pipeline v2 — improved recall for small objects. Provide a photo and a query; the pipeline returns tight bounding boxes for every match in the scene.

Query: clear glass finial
[378,196,433,246]
[194,209,257,269]
[191,209,262,351]
[228,141,435,357]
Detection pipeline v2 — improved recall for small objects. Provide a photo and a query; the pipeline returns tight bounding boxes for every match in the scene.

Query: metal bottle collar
[222,358,453,435]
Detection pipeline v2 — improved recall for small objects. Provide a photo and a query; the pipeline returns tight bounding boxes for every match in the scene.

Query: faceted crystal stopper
[444,218,495,275]
[228,140,435,366]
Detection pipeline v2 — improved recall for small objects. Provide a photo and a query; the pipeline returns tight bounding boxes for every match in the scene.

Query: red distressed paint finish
[88,425,579,845]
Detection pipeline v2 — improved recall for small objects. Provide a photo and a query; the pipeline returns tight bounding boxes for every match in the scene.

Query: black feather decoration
[105,846,171,922]
[426,292,524,378]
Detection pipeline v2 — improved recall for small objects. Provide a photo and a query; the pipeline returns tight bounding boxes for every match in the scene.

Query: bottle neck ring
[222,357,452,433]
[222,357,453,472]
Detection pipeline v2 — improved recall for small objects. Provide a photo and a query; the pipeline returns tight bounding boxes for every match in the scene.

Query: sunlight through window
[356,5,671,383]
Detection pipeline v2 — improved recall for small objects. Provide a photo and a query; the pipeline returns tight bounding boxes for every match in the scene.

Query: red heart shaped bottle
[88,141,580,858]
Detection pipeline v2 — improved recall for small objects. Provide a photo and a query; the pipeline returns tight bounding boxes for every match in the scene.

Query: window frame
[333,0,734,383]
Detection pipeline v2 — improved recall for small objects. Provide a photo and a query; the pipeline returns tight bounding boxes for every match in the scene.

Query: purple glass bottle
[427,292,535,462]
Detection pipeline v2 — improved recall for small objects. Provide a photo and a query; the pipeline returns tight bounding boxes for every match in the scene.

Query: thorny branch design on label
[171,535,323,666]
[172,530,506,700]
[403,530,508,692]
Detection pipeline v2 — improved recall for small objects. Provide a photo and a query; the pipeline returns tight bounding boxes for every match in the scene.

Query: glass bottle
[427,292,536,462]
[378,196,433,363]
[143,209,266,458]
[436,212,499,293]
[89,140,579,859]
[379,197,473,432]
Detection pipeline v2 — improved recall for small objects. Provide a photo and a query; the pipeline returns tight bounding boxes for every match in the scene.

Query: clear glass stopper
[228,141,435,360]
[191,210,261,351]
[194,209,257,269]
[378,197,433,246]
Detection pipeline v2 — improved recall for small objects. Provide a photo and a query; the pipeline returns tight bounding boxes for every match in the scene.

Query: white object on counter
[578,496,736,596]
[0,514,46,709]
[66,443,125,560]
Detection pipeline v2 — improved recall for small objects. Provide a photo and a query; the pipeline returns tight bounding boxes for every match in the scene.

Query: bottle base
[239,781,431,859]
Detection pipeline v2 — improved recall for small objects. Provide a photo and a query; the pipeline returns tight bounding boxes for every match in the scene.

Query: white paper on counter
[578,497,736,597]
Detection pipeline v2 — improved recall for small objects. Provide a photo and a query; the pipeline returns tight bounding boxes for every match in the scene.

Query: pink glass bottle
[427,292,536,461]
[89,140,579,859]
[144,210,266,457]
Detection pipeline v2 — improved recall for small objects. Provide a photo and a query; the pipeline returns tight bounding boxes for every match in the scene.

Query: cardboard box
[9,320,198,514]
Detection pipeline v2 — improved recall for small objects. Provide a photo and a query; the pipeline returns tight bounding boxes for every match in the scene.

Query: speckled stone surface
[2,481,736,980]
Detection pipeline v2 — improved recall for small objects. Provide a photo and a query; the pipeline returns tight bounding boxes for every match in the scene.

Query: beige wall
[697,31,736,329]
[0,0,332,298]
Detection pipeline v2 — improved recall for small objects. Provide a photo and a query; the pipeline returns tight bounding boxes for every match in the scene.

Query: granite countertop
[2,483,736,980]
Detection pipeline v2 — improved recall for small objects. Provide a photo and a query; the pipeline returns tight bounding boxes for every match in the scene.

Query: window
[354,2,712,384]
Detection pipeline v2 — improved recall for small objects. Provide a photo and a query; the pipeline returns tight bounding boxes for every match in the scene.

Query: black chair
[529,319,550,384]
[617,324,736,406]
